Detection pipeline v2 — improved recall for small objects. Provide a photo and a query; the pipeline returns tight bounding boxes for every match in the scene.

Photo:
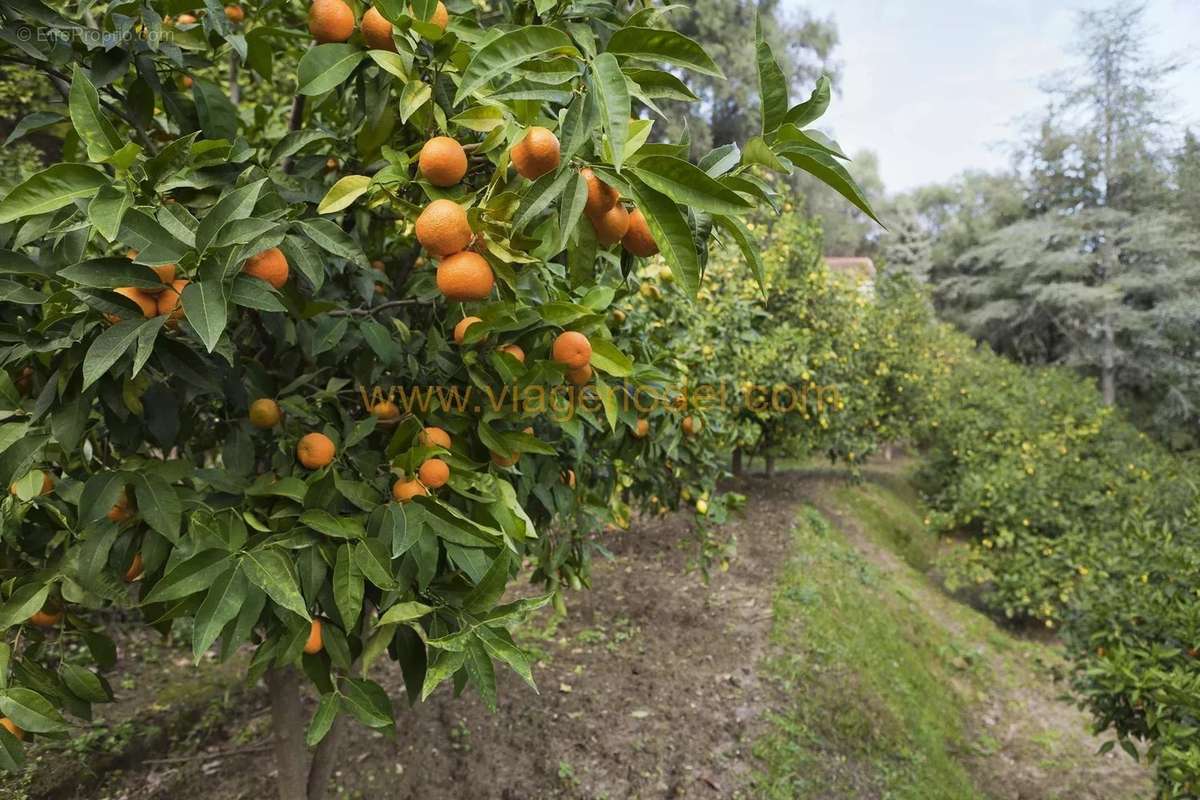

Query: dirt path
[794,462,1154,800]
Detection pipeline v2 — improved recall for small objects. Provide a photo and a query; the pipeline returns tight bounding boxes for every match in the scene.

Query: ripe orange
[416,199,473,258]
[157,279,190,324]
[418,458,450,489]
[107,490,133,523]
[124,553,144,583]
[146,264,177,293]
[454,316,482,345]
[436,252,494,301]
[308,0,355,43]
[225,4,244,22]
[325,157,339,173]
[419,136,468,187]
[623,209,659,257]
[589,203,630,247]
[491,451,519,467]
[0,717,24,741]
[633,419,650,439]
[563,469,576,488]
[243,247,289,289]
[581,167,619,216]
[249,398,282,429]
[420,427,452,449]
[682,415,702,435]
[176,13,197,24]
[362,6,396,51]
[566,364,593,386]
[297,432,336,469]
[180,75,194,89]
[113,287,158,318]
[392,478,428,503]
[498,344,525,363]
[552,331,592,369]
[303,619,324,654]
[511,126,560,180]
[29,609,63,628]
[371,400,401,425]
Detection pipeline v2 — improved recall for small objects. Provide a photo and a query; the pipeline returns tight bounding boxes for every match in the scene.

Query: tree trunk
[266,667,310,800]
[765,454,776,477]
[731,447,743,476]
[306,716,347,800]
[1101,318,1116,405]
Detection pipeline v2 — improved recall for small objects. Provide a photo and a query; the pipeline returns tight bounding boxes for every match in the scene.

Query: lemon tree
[0,2,876,797]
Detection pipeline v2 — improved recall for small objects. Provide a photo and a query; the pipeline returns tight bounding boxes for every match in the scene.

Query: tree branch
[328,299,421,317]
[305,715,347,800]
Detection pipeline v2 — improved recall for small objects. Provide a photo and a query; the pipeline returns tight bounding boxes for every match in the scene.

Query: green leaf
[628,180,700,296]
[195,179,267,253]
[631,155,752,215]
[588,339,634,377]
[132,315,167,378]
[464,637,498,710]
[294,219,365,264]
[306,693,339,747]
[318,176,372,215]
[339,678,394,729]
[776,124,847,159]
[0,164,108,223]
[299,44,366,96]
[591,53,631,173]
[143,550,232,604]
[87,186,132,242]
[377,601,434,625]
[69,65,122,162]
[60,664,112,704]
[605,27,724,78]
[455,26,579,104]
[463,550,511,614]
[784,75,832,128]
[118,208,190,263]
[242,548,310,621]
[132,472,182,542]
[354,539,397,590]
[714,214,766,296]
[301,510,366,540]
[514,166,574,231]
[451,105,506,132]
[191,566,248,662]
[231,274,286,312]
[785,148,882,225]
[0,688,68,733]
[0,583,49,632]
[476,624,535,689]
[59,258,163,290]
[193,78,239,141]
[755,16,789,135]
[420,648,467,700]
[83,318,154,389]
[624,69,699,102]
[182,282,229,353]
[398,79,432,124]
[333,544,364,632]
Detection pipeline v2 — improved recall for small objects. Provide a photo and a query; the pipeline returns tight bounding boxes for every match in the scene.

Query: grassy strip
[749,504,983,799]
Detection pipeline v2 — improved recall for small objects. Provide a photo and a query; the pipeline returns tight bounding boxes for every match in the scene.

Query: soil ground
[1,461,1154,800]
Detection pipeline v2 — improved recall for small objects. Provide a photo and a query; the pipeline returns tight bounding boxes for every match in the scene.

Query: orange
[420,427,451,449]
[308,0,355,43]
[552,331,592,369]
[124,553,144,583]
[225,4,244,22]
[436,252,494,301]
[180,75,194,89]
[371,258,386,271]
[491,451,519,468]
[325,157,339,173]
[581,167,619,216]
[416,199,473,258]
[411,1,449,30]
[682,415,702,435]
[14,365,32,395]
[633,419,650,439]
[362,6,396,50]
[29,609,63,628]
[589,203,630,247]
[303,619,324,654]
[418,136,468,187]
[418,458,450,489]
[243,247,289,289]
[371,400,401,425]
[611,308,627,323]
[511,126,560,180]
[623,209,659,257]
[297,432,336,469]
[156,279,189,324]
[113,287,158,318]
[0,717,24,741]
[498,344,525,363]
[563,469,576,488]
[249,398,282,429]
[107,490,133,523]
[454,316,482,345]
[392,478,428,503]
[176,13,197,24]
[146,264,177,293]
[566,364,593,386]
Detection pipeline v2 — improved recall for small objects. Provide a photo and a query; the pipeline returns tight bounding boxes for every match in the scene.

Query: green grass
[749,505,984,800]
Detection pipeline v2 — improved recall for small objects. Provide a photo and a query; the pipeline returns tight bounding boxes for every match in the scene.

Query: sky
[787,0,1200,195]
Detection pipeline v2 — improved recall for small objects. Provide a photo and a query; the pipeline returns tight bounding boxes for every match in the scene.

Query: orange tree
[0,2,875,797]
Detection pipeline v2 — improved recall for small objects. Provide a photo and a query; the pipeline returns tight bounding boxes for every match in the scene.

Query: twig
[143,744,272,765]
[328,299,421,317]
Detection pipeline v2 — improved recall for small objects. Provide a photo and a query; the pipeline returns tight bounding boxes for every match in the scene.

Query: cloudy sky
[787,0,1200,194]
